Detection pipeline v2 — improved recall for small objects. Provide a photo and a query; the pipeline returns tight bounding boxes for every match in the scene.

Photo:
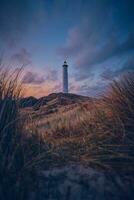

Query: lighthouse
[62,61,69,93]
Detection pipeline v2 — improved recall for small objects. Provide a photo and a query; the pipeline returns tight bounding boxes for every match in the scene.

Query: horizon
[0,0,134,97]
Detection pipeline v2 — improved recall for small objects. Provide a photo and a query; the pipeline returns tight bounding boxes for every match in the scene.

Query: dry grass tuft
[0,67,47,200]
[103,73,134,142]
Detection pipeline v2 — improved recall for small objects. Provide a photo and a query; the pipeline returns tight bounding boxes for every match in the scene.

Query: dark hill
[19,96,38,108]
[20,93,92,108]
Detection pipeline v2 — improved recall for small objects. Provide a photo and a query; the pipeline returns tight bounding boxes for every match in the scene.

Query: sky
[0,0,134,97]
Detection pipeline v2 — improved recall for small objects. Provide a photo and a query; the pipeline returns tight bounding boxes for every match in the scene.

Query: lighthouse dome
[63,61,68,66]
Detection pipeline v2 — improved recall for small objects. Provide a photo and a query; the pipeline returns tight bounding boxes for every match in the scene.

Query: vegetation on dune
[0,67,47,200]
[103,73,134,142]
[35,73,134,170]
[0,66,134,199]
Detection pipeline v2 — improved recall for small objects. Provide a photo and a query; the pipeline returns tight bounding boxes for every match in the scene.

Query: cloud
[22,67,61,97]
[75,32,134,69]
[23,83,57,98]
[74,71,94,82]
[46,70,58,81]
[59,24,134,71]
[22,71,45,84]
[11,48,31,65]
[69,79,108,97]
[79,83,108,97]
[58,0,134,83]
[22,68,58,84]
[101,56,134,80]
[23,80,62,98]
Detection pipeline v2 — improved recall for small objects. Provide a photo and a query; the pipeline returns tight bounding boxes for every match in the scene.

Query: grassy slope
[0,68,48,199]
[24,74,134,171]
[0,67,134,199]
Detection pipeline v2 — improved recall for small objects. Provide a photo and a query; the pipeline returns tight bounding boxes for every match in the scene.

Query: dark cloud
[11,48,31,65]
[80,83,108,97]
[76,32,134,69]
[101,56,134,80]
[70,81,108,97]
[59,0,134,83]
[59,25,134,71]
[46,70,58,81]
[22,68,58,84]
[22,71,45,84]
[74,72,94,82]
[101,69,119,80]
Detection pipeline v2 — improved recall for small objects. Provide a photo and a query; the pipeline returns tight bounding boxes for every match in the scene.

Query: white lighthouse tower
[62,61,69,93]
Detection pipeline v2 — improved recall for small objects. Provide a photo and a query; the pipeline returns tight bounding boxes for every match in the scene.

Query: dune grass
[0,67,48,200]
[0,66,134,199]
[34,73,134,170]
